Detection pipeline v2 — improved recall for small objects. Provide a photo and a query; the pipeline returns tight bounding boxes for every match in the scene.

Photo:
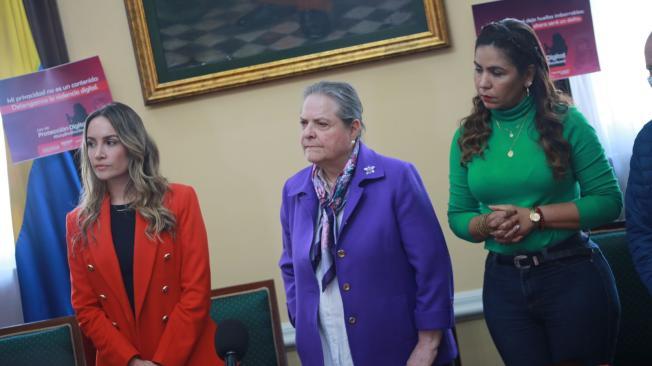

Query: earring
[351,139,356,145]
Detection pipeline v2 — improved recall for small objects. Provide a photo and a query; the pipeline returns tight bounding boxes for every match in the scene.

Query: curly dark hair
[459,18,571,179]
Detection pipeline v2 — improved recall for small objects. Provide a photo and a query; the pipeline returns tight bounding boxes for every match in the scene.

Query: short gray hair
[303,81,365,131]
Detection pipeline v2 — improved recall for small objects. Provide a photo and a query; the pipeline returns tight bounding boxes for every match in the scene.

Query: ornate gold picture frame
[124,0,449,104]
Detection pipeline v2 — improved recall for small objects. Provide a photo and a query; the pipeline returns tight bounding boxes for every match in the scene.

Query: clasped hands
[484,204,536,244]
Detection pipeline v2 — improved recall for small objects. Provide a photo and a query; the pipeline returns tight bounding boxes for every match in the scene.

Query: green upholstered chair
[0,316,86,366]
[592,229,652,365]
[210,279,287,366]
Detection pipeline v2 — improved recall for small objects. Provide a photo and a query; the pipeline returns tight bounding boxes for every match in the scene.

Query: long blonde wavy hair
[72,102,175,249]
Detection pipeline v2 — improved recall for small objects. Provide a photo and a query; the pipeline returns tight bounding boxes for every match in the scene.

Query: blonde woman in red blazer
[66,102,221,366]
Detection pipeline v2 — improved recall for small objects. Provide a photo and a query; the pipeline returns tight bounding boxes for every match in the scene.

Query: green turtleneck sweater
[448,96,622,254]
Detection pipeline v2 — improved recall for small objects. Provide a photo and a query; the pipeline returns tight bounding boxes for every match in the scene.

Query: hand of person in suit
[407,330,442,366]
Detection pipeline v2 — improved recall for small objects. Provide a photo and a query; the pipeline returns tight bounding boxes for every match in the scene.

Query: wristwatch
[529,207,544,229]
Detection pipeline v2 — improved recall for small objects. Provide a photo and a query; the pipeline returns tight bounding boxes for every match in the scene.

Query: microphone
[215,319,249,366]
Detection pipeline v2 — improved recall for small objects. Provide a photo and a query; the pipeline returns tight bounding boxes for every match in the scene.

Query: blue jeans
[483,235,620,366]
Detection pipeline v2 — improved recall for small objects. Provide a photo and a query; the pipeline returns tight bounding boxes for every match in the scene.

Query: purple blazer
[279,144,458,365]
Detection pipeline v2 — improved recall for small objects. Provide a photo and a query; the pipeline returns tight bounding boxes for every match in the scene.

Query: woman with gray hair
[66,102,221,366]
[279,81,458,365]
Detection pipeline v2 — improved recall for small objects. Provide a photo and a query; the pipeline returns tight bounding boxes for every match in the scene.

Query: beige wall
[56,0,500,364]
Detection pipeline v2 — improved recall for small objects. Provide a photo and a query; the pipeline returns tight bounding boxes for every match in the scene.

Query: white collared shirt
[314,208,354,366]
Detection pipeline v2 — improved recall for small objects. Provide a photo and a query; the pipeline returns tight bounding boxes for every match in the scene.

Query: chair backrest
[210,279,287,366]
[592,229,652,365]
[0,316,86,366]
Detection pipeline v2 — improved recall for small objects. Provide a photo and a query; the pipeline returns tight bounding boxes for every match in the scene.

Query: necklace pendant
[507,150,514,158]
[509,132,514,138]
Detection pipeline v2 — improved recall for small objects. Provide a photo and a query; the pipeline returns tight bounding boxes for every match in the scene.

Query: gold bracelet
[475,214,490,237]
[480,214,491,236]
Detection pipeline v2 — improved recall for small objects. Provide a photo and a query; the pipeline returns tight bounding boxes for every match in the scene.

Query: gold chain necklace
[495,119,526,158]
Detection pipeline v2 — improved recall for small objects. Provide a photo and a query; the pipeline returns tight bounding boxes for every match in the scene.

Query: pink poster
[0,56,113,163]
[472,0,599,80]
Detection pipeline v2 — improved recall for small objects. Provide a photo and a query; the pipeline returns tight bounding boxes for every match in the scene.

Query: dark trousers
[483,235,620,366]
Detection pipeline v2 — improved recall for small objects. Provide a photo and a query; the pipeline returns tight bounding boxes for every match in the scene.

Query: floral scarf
[311,139,360,292]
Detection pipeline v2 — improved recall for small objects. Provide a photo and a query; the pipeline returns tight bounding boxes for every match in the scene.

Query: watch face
[530,212,541,222]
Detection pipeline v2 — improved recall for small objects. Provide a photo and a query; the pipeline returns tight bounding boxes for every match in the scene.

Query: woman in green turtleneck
[448,19,622,366]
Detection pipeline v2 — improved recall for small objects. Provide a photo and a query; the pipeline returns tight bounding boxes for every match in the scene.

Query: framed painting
[124,0,449,104]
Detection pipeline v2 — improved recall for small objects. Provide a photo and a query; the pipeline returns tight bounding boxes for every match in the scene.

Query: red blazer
[66,184,222,366]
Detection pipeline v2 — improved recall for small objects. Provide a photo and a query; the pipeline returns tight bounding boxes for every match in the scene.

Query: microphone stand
[225,350,238,366]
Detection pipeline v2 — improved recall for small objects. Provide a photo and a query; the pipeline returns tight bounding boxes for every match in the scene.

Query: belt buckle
[513,254,539,269]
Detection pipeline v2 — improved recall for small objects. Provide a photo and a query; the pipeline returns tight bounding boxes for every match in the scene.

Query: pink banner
[0,56,112,163]
[472,0,599,80]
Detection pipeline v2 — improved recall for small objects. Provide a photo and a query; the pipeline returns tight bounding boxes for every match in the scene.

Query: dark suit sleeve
[627,122,652,294]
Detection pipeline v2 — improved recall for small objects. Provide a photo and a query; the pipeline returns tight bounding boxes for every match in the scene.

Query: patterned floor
[154,0,423,71]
